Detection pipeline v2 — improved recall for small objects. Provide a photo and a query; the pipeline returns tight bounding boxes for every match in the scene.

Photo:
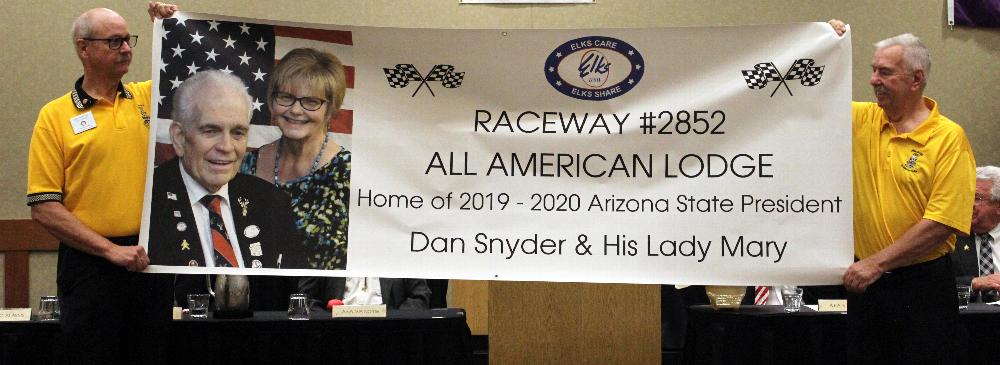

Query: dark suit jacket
[299,277,432,311]
[953,235,979,287]
[951,234,998,302]
[148,158,305,269]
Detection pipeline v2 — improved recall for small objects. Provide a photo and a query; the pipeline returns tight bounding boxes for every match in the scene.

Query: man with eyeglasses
[26,3,176,364]
[828,21,976,365]
[953,166,1000,303]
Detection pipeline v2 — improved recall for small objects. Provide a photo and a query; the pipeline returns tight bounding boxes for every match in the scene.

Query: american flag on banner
[153,13,354,160]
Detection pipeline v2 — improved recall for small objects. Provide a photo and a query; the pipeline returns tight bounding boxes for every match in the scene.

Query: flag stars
[207,20,220,32]
[238,52,252,66]
[156,94,166,105]
[252,68,267,81]
[171,44,185,58]
[205,48,219,62]
[627,49,634,56]
[220,65,233,74]
[222,35,236,49]
[161,29,171,40]
[173,13,189,27]
[548,66,555,72]
[251,98,263,112]
[169,76,184,90]
[239,23,251,34]
[256,37,269,51]
[186,61,200,75]
[635,64,642,70]
[190,30,204,44]
[159,60,168,73]
[556,52,562,58]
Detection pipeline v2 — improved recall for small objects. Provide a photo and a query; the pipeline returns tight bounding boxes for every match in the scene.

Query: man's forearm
[30,201,116,260]
[867,218,957,271]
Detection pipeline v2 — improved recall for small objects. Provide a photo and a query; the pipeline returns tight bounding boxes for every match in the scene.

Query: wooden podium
[488,281,660,364]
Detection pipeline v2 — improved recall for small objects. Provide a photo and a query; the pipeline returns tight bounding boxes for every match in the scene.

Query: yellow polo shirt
[852,97,975,263]
[26,77,152,237]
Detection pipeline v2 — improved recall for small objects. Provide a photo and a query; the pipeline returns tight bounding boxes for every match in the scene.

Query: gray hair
[978,166,1000,202]
[874,33,930,88]
[172,70,253,130]
[72,8,119,42]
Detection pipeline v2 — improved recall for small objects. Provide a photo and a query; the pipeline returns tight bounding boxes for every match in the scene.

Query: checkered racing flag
[740,62,782,90]
[383,64,422,88]
[784,58,825,86]
[441,70,465,88]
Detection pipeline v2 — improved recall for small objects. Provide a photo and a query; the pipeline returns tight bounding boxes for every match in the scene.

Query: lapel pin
[188,260,199,267]
[237,196,249,217]
[167,192,177,201]
[251,259,262,268]
[249,242,263,257]
[176,222,187,232]
[173,210,182,218]
[244,225,260,239]
[180,239,191,250]
[964,244,971,251]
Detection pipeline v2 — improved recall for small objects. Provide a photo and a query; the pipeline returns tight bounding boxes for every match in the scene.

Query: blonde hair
[268,48,347,120]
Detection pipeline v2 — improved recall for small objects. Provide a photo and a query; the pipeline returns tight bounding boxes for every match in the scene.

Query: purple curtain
[954,0,1000,27]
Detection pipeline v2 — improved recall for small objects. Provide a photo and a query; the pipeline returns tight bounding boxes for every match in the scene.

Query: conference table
[0,308,472,365]
[684,303,1000,365]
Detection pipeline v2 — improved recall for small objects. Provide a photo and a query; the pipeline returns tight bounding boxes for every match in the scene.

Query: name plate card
[818,299,847,312]
[331,304,387,318]
[0,308,32,321]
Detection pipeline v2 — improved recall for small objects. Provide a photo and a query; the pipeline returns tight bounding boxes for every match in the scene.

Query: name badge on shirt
[70,111,97,134]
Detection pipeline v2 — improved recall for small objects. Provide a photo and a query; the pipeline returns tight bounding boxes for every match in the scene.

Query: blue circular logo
[545,36,644,101]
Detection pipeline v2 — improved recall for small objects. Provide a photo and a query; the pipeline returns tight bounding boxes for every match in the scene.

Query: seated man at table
[300,277,431,311]
[952,165,1000,302]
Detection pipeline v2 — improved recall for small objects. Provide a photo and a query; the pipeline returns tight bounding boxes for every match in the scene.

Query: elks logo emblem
[383,64,465,97]
[741,59,825,97]
[902,150,923,172]
[545,36,644,101]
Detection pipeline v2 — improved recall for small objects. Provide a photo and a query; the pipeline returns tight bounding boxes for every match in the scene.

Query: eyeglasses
[273,92,327,111]
[81,35,138,50]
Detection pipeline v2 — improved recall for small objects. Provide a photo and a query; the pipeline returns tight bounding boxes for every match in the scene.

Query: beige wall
[2,0,997,310]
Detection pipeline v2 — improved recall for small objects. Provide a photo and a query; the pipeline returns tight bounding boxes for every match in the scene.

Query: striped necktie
[979,234,995,276]
[200,195,240,268]
[754,286,769,305]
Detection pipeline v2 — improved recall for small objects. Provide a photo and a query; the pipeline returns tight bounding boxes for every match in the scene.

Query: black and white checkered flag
[424,65,453,81]
[383,64,421,88]
[740,62,782,90]
[800,65,824,86]
[784,58,824,86]
[442,71,464,88]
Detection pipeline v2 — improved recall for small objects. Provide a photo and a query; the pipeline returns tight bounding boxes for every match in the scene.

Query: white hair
[874,33,930,87]
[978,166,1000,202]
[172,70,253,130]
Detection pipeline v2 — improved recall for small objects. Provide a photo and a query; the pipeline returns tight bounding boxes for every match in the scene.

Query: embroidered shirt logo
[901,150,923,172]
[138,105,150,127]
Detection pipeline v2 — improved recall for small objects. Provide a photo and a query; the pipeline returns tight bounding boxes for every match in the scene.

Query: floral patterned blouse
[241,147,351,270]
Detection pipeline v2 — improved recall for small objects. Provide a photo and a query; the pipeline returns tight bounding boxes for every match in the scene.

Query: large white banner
[142,12,853,285]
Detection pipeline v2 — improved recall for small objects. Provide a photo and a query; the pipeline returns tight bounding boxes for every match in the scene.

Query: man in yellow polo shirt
[26,4,176,364]
[830,21,975,365]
